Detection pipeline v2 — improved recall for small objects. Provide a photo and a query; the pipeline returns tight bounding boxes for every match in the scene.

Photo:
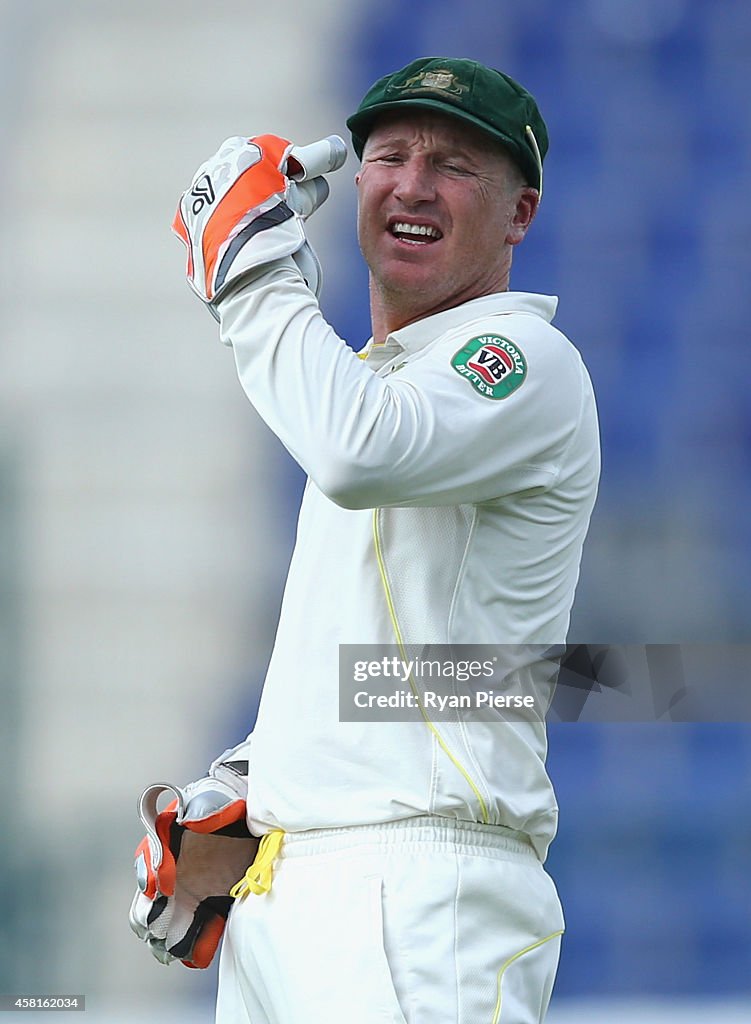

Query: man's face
[355,109,536,324]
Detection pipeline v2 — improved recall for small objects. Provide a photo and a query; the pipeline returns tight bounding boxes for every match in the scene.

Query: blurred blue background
[0,0,748,1019]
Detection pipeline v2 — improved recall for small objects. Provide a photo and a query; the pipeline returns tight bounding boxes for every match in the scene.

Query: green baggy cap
[346,57,548,193]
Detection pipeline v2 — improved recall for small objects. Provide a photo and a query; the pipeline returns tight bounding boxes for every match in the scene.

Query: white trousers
[215,816,564,1024]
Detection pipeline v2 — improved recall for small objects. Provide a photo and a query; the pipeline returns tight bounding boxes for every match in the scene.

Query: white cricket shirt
[217,262,600,860]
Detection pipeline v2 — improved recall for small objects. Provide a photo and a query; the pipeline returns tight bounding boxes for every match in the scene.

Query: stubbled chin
[374,261,450,303]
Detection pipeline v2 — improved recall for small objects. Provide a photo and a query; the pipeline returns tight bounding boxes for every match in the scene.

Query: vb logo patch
[451,334,527,399]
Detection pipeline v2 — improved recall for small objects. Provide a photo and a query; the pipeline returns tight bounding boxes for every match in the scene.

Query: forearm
[218,263,415,506]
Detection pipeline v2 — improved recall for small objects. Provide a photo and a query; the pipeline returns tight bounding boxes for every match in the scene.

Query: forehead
[365,108,507,160]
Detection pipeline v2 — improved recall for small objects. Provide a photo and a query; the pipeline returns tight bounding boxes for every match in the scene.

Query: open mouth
[389,221,443,245]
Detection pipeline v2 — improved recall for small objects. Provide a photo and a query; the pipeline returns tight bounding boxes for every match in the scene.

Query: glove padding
[172,134,332,313]
[129,759,258,969]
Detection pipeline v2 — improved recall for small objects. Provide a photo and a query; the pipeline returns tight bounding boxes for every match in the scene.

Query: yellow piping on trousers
[491,929,564,1023]
[372,508,489,824]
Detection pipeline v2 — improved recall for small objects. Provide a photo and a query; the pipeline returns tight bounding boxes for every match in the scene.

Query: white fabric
[217,265,600,860]
[215,817,563,1024]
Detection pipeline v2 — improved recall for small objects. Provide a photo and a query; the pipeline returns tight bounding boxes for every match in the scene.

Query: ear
[506,187,539,246]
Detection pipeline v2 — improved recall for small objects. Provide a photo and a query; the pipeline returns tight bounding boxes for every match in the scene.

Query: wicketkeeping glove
[128,758,258,969]
[171,133,346,314]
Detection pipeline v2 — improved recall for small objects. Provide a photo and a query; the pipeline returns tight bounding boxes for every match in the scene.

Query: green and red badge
[451,334,527,399]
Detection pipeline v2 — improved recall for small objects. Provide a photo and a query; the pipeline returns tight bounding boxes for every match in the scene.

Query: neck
[369,259,513,345]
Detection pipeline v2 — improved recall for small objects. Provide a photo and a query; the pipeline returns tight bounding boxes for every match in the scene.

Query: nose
[392,156,436,205]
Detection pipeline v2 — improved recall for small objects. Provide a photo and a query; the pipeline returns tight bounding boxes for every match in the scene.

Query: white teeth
[392,222,441,239]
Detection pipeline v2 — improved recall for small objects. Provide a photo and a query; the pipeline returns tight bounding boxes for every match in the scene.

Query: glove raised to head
[172,134,345,315]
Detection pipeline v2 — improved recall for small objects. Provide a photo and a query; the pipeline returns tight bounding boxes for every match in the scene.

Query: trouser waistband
[276,815,537,859]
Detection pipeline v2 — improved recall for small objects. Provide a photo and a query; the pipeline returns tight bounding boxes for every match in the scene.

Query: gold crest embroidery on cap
[396,69,466,97]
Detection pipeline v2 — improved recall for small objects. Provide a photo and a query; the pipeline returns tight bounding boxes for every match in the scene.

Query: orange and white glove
[128,757,258,969]
[171,133,346,314]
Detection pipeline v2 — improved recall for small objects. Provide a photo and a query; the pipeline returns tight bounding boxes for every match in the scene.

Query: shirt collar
[365,292,559,359]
